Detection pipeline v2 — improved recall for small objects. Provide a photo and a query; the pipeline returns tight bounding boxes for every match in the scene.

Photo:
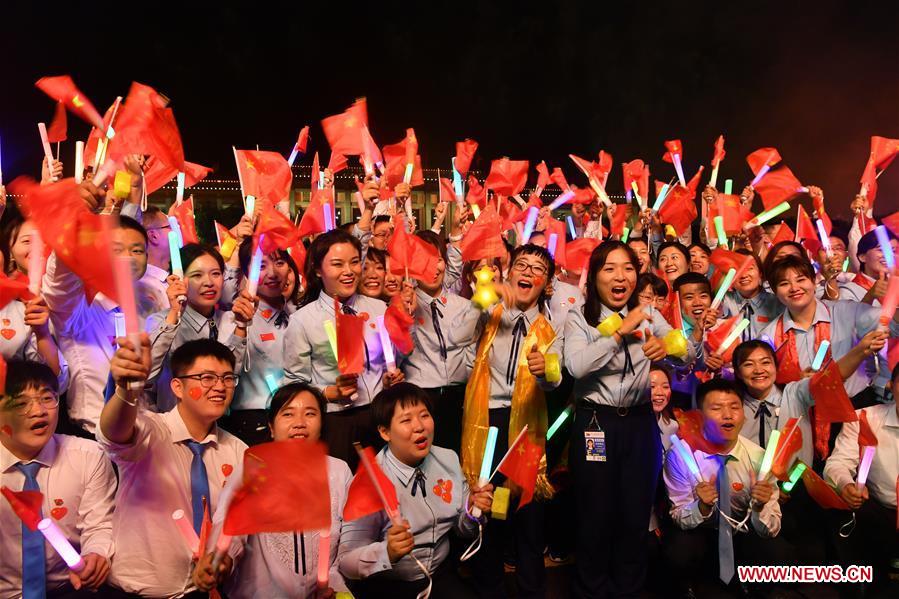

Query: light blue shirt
[403,289,472,388]
[742,379,814,466]
[721,290,784,341]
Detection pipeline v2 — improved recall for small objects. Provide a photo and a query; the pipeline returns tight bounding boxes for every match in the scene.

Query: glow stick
[317,530,330,588]
[264,373,279,394]
[168,216,183,248]
[247,239,264,297]
[547,190,575,211]
[169,232,184,278]
[842,257,849,272]
[114,312,125,339]
[37,123,57,181]
[354,191,365,214]
[671,154,686,186]
[471,426,499,518]
[717,318,750,356]
[74,141,84,184]
[566,215,577,239]
[403,163,414,185]
[857,445,876,488]
[323,320,338,359]
[750,164,771,187]
[782,462,806,493]
[245,195,255,219]
[744,202,790,229]
[175,172,185,204]
[38,518,84,571]
[652,184,670,212]
[471,204,481,218]
[451,158,464,204]
[547,405,574,441]
[811,340,830,371]
[172,509,200,555]
[323,203,334,232]
[287,147,299,167]
[758,429,781,480]
[875,225,895,270]
[376,315,396,371]
[28,230,44,295]
[622,227,630,243]
[709,163,720,189]
[521,206,539,244]
[670,435,703,483]
[714,216,727,246]
[817,219,832,256]
[711,268,736,309]
[723,179,733,195]
[112,257,140,339]
[547,234,558,258]
[489,425,529,481]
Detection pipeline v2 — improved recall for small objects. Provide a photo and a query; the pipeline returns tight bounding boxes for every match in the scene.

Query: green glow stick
[758,429,781,480]
[714,216,727,246]
[711,268,736,310]
[842,257,849,272]
[748,202,791,228]
[782,462,807,493]
[622,227,630,243]
[717,318,750,356]
[323,320,338,360]
[724,179,733,195]
[547,406,574,441]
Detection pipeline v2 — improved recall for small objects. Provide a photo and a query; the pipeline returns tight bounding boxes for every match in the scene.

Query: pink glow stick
[172,509,200,555]
[112,257,139,337]
[38,518,84,571]
[857,446,876,488]
[37,123,57,181]
[671,154,686,186]
[750,164,771,187]
[28,230,44,296]
[317,531,331,589]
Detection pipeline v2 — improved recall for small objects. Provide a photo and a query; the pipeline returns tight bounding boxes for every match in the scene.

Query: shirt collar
[93,293,119,313]
[182,305,214,333]
[415,288,441,306]
[744,385,782,410]
[257,299,283,324]
[317,291,357,317]
[783,300,831,333]
[144,264,168,283]
[164,407,219,447]
[1,435,58,473]
[884,405,899,429]
[382,446,425,488]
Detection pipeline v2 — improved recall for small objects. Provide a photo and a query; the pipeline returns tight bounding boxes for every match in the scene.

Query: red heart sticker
[51,507,68,520]
[360,312,370,322]
[433,479,453,503]
[261,309,273,319]
[370,323,376,329]
[568,297,576,304]
[222,464,233,476]
[732,482,744,492]
[1,329,16,340]
[1,425,11,436]
[440,296,447,305]
[188,387,203,401]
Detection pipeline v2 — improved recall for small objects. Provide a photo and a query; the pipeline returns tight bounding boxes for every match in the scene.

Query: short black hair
[765,254,815,289]
[373,215,392,225]
[364,246,387,267]
[170,339,236,377]
[636,272,668,298]
[696,378,742,409]
[371,382,433,430]
[673,272,711,295]
[732,340,776,373]
[656,241,690,266]
[3,360,59,398]
[858,228,896,258]
[509,243,556,281]
[687,242,711,257]
[118,215,148,245]
[180,242,225,274]
[266,382,327,433]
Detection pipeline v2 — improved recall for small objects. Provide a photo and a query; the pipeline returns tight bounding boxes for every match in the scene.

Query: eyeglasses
[5,394,60,415]
[177,373,240,389]
[145,224,172,231]
[511,261,548,277]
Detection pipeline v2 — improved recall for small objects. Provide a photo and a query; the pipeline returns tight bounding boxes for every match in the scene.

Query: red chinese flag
[662,139,683,163]
[109,83,185,172]
[144,158,211,195]
[709,193,753,235]
[387,215,440,284]
[403,128,418,167]
[795,205,817,245]
[485,159,529,196]
[882,212,899,239]
[335,297,365,374]
[35,75,104,130]
[321,98,368,156]
[746,147,782,176]
[168,197,199,245]
[809,359,858,459]
[224,440,330,535]
[497,433,544,507]
[709,246,753,290]
[801,467,849,510]
[465,176,487,209]
[328,153,348,174]
[11,177,120,304]
[570,153,601,182]
[438,178,458,204]
[46,101,67,143]
[310,152,320,192]
[235,150,293,207]
[256,200,300,253]
[511,194,542,226]
[287,241,307,273]
[610,204,628,236]
[455,138,479,177]
[0,271,34,310]
[860,158,879,204]
[561,238,600,273]
[545,216,567,264]
[870,135,899,171]
[297,188,334,238]
[771,221,794,244]
[571,186,596,205]
[622,159,644,195]
[344,446,400,521]
[82,101,117,169]
[535,161,551,192]
[657,167,703,236]
[754,166,803,211]
[771,418,804,481]
[597,150,614,183]
[460,204,505,262]
[384,295,414,355]
[296,126,310,154]
[1,487,43,531]
[383,137,424,188]
[857,409,878,451]
[215,221,237,250]
[550,167,570,192]
[674,408,728,455]
[704,314,743,363]
[711,135,726,167]
[499,199,523,232]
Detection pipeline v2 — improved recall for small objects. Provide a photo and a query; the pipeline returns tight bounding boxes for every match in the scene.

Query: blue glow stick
[168,232,184,278]
[547,406,574,441]
[471,426,500,519]
[547,190,575,211]
[652,184,670,212]
[451,158,464,200]
[875,225,895,270]
[168,216,183,248]
[287,148,299,167]
[811,340,830,371]
[566,215,577,239]
[521,206,539,244]
[547,234,558,258]
[264,373,279,394]
[247,235,264,297]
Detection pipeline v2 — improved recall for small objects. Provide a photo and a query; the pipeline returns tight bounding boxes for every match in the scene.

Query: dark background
[2,1,898,217]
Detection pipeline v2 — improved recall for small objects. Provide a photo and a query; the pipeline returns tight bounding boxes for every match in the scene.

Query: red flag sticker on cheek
[188,387,203,401]
[1,425,11,436]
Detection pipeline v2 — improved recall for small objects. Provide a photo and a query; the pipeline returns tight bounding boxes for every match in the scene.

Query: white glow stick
[750,164,771,187]
[376,315,396,371]
[875,225,895,270]
[288,146,299,167]
[472,426,499,518]
[489,425,530,481]
[245,195,256,219]
[671,154,686,186]
[168,216,183,248]
[74,141,84,184]
[857,445,876,488]
[38,123,57,181]
[175,172,185,204]
[169,232,184,278]
[547,190,575,211]
[709,163,720,189]
[247,239,264,297]
[403,163,414,185]
[114,311,125,340]
[317,530,330,589]
[547,234,558,258]
[652,183,670,212]
[323,203,334,232]
[816,219,832,256]
[670,435,703,483]
[172,509,200,555]
[521,207,539,244]
[38,518,84,571]
[758,429,781,480]
[566,216,577,239]
[717,319,750,356]
[711,268,736,310]
[28,230,44,295]
[811,340,830,371]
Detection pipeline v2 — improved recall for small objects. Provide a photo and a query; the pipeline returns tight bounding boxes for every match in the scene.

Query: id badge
[584,411,607,462]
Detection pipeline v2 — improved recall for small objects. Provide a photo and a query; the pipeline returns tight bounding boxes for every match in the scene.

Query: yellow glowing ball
[596,313,623,337]
[491,486,511,521]
[113,170,132,199]
[544,353,561,383]
[664,329,688,358]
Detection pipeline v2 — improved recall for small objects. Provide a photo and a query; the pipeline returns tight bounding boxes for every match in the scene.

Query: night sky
[2,1,898,217]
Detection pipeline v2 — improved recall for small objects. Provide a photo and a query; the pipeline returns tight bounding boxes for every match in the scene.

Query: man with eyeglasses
[1,360,116,597]
[140,206,175,310]
[97,338,247,597]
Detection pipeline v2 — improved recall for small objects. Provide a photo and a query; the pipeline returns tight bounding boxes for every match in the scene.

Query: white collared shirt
[227,456,352,599]
[141,263,171,311]
[0,435,116,598]
[664,435,781,537]
[96,407,247,598]
[721,290,783,341]
[233,299,290,411]
[825,402,899,509]
[545,278,584,329]
[0,301,69,393]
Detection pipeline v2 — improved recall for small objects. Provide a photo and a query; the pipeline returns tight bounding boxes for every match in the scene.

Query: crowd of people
[1,84,898,599]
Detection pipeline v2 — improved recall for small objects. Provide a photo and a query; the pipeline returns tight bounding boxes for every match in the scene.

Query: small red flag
[709,246,754,291]
[296,126,310,154]
[297,188,334,238]
[455,139,479,177]
[144,158,211,195]
[438,177,458,204]
[754,166,803,211]
[704,314,743,363]
[860,157,879,205]
[657,167,703,236]
[622,159,644,195]
[711,135,726,167]
[321,98,368,156]
[535,161,551,192]
[335,297,365,374]
[597,150,614,182]
[857,409,878,451]
[215,221,237,250]
[571,186,596,205]
[662,139,683,163]
[795,205,818,248]
[809,359,858,459]
[771,418,804,481]
[235,150,293,207]
[674,408,729,456]
[344,446,400,521]
[328,153,348,174]
[460,204,505,262]
[385,295,414,355]
[465,176,487,209]
[1,486,43,531]
[801,467,849,510]
[561,238,600,273]
[224,440,331,535]
[771,221,795,245]
[485,159,529,196]
[746,147,782,176]
[168,197,200,245]
[497,433,543,507]
[383,135,423,188]
[110,83,185,172]
[870,136,899,171]
[35,75,104,130]
[46,101,67,143]
[255,200,301,253]
[387,214,440,284]
[708,193,753,236]
[550,167,570,192]
[609,204,628,237]
[0,271,34,310]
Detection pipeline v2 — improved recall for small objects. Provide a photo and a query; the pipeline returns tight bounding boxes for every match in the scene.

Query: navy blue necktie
[208,319,219,340]
[411,468,427,498]
[756,402,771,447]
[17,462,46,599]
[186,441,211,534]
[716,455,735,583]
[742,303,755,341]
[431,301,448,360]
[506,317,527,386]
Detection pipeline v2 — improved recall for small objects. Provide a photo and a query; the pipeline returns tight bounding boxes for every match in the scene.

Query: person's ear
[378,425,390,444]
[171,377,184,401]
